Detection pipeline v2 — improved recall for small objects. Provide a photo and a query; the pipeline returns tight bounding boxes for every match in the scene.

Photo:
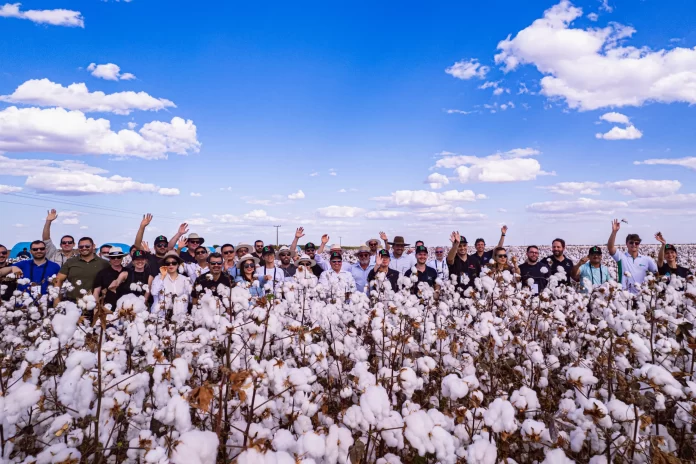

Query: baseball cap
[588,246,602,255]
[378,249,390,257]
[460,236,468,244]
[132,249,147,259]
[262,246,275,255]
[305,242,316,250]
[665,244,678,253]
[415,245,428,254]
[330,251,342,261]
[154,235,168,245]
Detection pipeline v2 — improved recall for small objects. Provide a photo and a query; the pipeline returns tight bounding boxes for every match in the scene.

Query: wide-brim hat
[365,238,381,246]
[158,250,183,266]
[275,246,292,259]
[236,242,252,253]
[329,243,342,251]
[356,245,370,254]
[388,236,410,246]
[106,247,127,258]
[187,233,205,245]
[296,254,316,267]
[237,253,260,268]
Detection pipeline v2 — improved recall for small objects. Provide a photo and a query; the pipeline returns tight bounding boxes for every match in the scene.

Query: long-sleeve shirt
[44,239,79,266]
[150,273,192,319]
[349,262,374,294]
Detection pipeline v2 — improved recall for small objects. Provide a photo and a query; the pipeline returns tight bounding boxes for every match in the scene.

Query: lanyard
[263,266,277,283]
[29,260,49,286]
[589,264,603,285]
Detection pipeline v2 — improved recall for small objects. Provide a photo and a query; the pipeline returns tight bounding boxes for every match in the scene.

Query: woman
[150,250,192,321]
[294,254,319,282]
[109,249,152,301]
[234,253,264,299]
[489,247,520,282]
[656,233,692,285]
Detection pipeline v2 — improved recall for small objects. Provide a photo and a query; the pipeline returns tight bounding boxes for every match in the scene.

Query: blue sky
[1,0,695,247]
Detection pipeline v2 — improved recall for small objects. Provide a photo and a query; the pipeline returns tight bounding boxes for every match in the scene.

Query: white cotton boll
[466,435,497,464]
[588,457,608,464]
[483,398,517,433]
[566,367,598,386]
[3,382,42,424]
[52,303,82,344]
[376,453,403,464]
[510,386,540,415]
[404,410,435,456]
[170,358,191,389]
[399,367,422,399]
[273,429,297,453]
[541,448,574,464]
[154,394,192,432]
[521,419,547,440]
[171,430,219,464]
[299,431,326,459]
[540,267,548,274]
[343,404,369,431]
[360,385,391,425]
[638,364,684,398]
[33,444,82,464]
[441,374,469,401]
[340,386,353,399]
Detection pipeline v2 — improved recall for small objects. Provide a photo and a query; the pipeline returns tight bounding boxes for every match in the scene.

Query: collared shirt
[367,267,400,292]
[426,259,449,281]
[257,265,286,293]
[543,256,574,284]
[184,262,209,285]
[389,252,416,275]
[611,250,657,293]
[350,262,374,294]
[192,272,234,300]
[180,249,197,264]
[150,273,192,316]
[519,261,549,294]
[449,254,480,290]
[44,239,79,266]
[578,262,612,292]
[93,266,127,308]
[315,254,350,272]
[468,251,493,269]
[319,269,356,294]
[404,266,438,294]
[280,263,297,278]
[1,261,15,301]
[58,255,109,301]
[14,259,61,295]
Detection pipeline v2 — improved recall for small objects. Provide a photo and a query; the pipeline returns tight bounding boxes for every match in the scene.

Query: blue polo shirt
[14,259,61,295]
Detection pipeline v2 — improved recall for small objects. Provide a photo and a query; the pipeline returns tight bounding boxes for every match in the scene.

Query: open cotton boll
[360,385,391,425]
[298,431,326,460]
[483,398,517,433]
[638,364,685,398]
[170,430,219,464]
[541,448,574,464]
[3,382,42,425]
[154,394,192,432]
[441,374,469,401]
[566,367,598,386]
[170,358,191,389]
[398,367,422,399]
[236,448,295,464]
[52,303,82,344]
[466,435,497,464]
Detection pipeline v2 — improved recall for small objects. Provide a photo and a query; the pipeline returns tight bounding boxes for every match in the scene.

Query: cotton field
[1,245,695,463]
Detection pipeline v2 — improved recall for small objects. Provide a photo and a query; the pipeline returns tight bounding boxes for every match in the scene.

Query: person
[468,226,508,268]
[150,251,192,320]
[427,246,449,281]
[133,214,187,276]
[447,232,480,291]
[92,247,129,308]
[367,249,400,292]
[655,233,692,285]
[191,252,234,305]
[295,254,319,281]
[108,249,152,300]
[0,240,60,296]
[519,246,549,294]
[571,246,612,292]
[300,242,324,277]
[42,209,79,265]
[543,238,574,284]
[487,247,520,282]
[607,219,657,293]
[315,236,351,272]
[180,233,206,264]
[252,240,264,260]
[350,245,374,294]
[17,248,30,259]
[0,244,16,301]
[220,243,236,273]
[234,253,264,299]
[98,244,112,260]
[184,246,210,284]
[319,251,357,297]
[257,246,286,294]
[276,246,297,278]
[53,237,109,309]
[384,235,416,274]
[404,245,438,293]
[227,242,252,278]
[365,233,389,265]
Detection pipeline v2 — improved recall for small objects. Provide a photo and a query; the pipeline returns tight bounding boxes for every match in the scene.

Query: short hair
[0,244,6,250]
[475,238,485,245]
[254,240,264,246]
[552,238,566,248]
[31,240,45,248]
[493,246,506,255]
[195,246,208,253]
[207,252,223,263]
[526,245,539,252]
[626,234,641,243]
[100,244,112,251]
[78,237,94,245]
[61,235,75,242]
[415,240,424,246]
[221,243,234,251]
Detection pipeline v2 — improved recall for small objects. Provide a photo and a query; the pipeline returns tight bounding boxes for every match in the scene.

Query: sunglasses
[196,250,208,255]
[357,253,369,257]
[61,241,74,245]
[31,247,46,252]
[78,245,91,249]
[109,256,123,260]
[243,262,255,269]
[188,240,201,245]
[435,250,444,254]
[279,253,290,257]
[165,261,179,266]
[628,241,641,245]
[222,250,235,254]
[496,254,508,258]
[368,242,378,246]
[0,251,7,255]
[155,242,168,247]
[330,260,342,264]
[528,251,539,254]
[209,261,223,266]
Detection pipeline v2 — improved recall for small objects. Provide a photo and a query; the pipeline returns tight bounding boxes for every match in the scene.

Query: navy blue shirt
[15,259,61,295]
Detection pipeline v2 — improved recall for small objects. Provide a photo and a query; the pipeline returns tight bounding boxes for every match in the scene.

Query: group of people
[1,210,692,319]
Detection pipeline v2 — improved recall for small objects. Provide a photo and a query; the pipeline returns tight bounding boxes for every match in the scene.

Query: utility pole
[339,236,342,247]
[274,225,281,247]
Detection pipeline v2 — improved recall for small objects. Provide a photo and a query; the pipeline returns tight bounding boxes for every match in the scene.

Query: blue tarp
[9,242,32,259]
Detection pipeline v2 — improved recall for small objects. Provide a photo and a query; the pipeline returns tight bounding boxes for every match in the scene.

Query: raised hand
[379,231,388,241]
[511,256,518,265]
[450,231,461,244]
[177,237,188,250]
[46,209,58,222]
[321,234,330,244]
[579,256,590,265]
[295,227,305,239]
[141,214,153,228]
[655,232,666,245]
[141,241,151,253]
[178,223,189,235]
[375,253,383,269]
[611,219,621,233]
[501,225,508,235]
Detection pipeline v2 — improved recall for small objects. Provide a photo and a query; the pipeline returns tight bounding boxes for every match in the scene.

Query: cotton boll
[298,431,326,460]
[273,429,297,453]
[171,430,219,464]
[483,398,517,434]
[398,367,422,399]
[360,385,391,425]
[441,374,469,401]
[542,448,574,463]
[466,435,497,464]
[52,303,82,344]
[154,395,192,432]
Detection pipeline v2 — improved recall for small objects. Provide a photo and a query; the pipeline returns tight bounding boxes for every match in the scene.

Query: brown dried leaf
[188,383,215,413]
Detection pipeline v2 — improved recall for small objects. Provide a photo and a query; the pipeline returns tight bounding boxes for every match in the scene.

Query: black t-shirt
[659,264,692,282]
[449,254,481,290]
[311,263,323,278]
[123,268,150,298]
[404,266,438,293]
[192,272,234,300]
[519,261,550,293]
[281,264,297,277]
[468,251,493,269]
[93,266,127,308]
[1,262,17,301]
[144,252,165,277]
[367,267,400,292]
[542,256,574,284]
[180,250,196,264]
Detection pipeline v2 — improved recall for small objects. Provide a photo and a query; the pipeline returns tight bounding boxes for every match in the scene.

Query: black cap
[378,249,389,257]
[330,251,342,261]
[460,236,468,244]
[154,235,168,244]
[262,246,274,255]
[415,245,428,254]
[305,242,316,250]
[665,244,678,253]
[588,246,602,255]
[132,249,147,259]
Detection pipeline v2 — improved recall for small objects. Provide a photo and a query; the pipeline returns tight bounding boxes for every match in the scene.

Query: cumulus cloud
[0,154,179,195]
[372,189,483,208]
[599,112,630,124]
[0,106,200,159]
[0,184,21,193]
[158,188,179,196]
[606,179,681,198]
[87,63,136,81]
[426,173,450,189]
[316,205,365,218]
[635,157,696,171]
[288,189,305,200]
[494,0,696,110]
[190,192,202,197]
[539,181,602,195]
[434,148,548,183]
[595,125,643,140]
[0,79,174,114]
[526,197,628,214]
[628,193,696,209]
[364,210,406,220]
[0,3,83,27]
[445,59,489,80]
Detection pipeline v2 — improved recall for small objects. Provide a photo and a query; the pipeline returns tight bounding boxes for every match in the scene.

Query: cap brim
[388,242,410,246]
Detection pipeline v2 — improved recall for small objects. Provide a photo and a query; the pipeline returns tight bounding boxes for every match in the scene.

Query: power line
[0,199,181,223]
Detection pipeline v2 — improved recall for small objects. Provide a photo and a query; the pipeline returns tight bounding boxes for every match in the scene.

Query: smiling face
[278,251,291,265]
[589,253,602,265]
[627,239,641,254]
[392,243,405,257]
[330,258,342,272]
[305,247,316,259]
[30,242,46,260]
[78,239,93,257]
[526,247,539,264]
[0,246,7,263]
[367,240,379,252]
[109,256,124,269]
[475,240,485,253]
[357,251,370,266]
[435,247,445,259]
[242,259,256,276]
[416,251,428,265]
[222,246,235,261]
[457,242,468,257]
[263,252,275,266]
[154,241,169,257]
[552,241,564,258]
[236,247,249,259]
[495,250,508,266]
[255,241,264,254]
[133,257,147,271]
[60,236,75,253]
[195,247,209,264]
[665,249,677,263]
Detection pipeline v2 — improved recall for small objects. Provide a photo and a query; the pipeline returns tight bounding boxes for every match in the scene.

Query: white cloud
[587,12,598,21]
[316,205,365,218]
[426,173,450,190]
[599,112,630,124]
[635,157,696,171]
[328,168,337,176]
[338,188,347,193]
[364,210,406,220]
[288,189,305,200]
[372,189,482,208]
[445,109,476,115]
[526,197,628,214]
[13,223,24,228]
[309,172,319,177]
[606,179,681,198]
[190,192,202,197]
[62,218,79,225]
[212,209,281,224]
[87,63,136,81]
[79,226,88,230]
[0,106,200,159]
[494,0,696,110]
[0,184,21,193]
[433,148,547,183]
[628,193,696,209]
[220,187,233,191]
[1,79,174,114]
[599,0,613,13]
[539,181,602,195]
[0,3,83,27]
[595,125,642,140]
[445,58,489,80]
[158,188,180,196]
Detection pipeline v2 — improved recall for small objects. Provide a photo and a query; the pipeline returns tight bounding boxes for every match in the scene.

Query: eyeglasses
[155,243,168,248]
[0,251,7,255]
[628,241,641,245]
[196,250,208,255]
[188,240,201,245]
[496,254,507,258]
[255,245,263,249]
[165,261,179,266]
[78,245,91,249]
[528,251,539,255]
[435,250,444,254]
[31,247,46,252]
[279,253,290,257]
[357,254,369,258]
[243,262,255,269]
[61,240,74,245]
[209,261,223,266]
[222,250,235,254]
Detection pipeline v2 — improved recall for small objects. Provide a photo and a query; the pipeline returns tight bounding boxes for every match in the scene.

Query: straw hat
[237,253,260,268]
[158,250,183,266]
[187,233,205,245]
[105,246,127,258]
[296,254,316,268]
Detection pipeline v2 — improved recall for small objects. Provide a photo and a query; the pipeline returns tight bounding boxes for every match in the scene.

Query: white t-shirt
[426,259,449,280]
[389,252,416,275]
[611,250,658,293]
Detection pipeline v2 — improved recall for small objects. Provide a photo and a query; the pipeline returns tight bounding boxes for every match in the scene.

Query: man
[42,209,79,265]
[365,232,388,265]
[0,244,15,301]
[98,244,112,260]
[252,240,264,260]
[221,243,236,273]
[404,245,438,294]
[655,233,692,282]
[257,246,286,293]
[92,247,128,308]
[427,246,449,281]
[54,237,109,307]
[276,246,297,278]
[447,232,480,291]
[543,238,574,285]
[192,252,234,305]
[384,235,416,275]
[607,219,657,293]
[0,240,60,296]
[180,233,206,264]
[572,246,612,293]
[519,246,549,294]
[184,246,210,284]
[17,248,30,259]
[319,251,356,296]
[367,249,400,292]
[350,245,374,294]
[468,226,508,268]
[227,242,253,278]
[133,214,188,276]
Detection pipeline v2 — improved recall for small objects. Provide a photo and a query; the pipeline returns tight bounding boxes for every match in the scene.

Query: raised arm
[655,232,666,268]
[380,231,390,252]
[497,225,508,248]
[317,234,329,255]
[571,256,589,282]
[43,209,58,241]
[607,219,620,256]
[290,227,305,257]
[168,223,189,251]
[134,214,153,251]
[446,231,460,266]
